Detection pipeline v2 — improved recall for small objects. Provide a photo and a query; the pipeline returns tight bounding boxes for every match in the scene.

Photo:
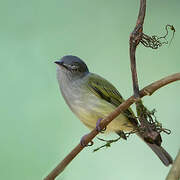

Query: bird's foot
[80,134,94,147]
[96,118,106,133]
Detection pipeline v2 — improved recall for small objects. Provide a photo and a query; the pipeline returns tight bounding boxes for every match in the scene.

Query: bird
[55,55,173,166]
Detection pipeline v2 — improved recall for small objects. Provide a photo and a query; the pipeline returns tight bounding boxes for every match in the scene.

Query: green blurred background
[0,0,180,179]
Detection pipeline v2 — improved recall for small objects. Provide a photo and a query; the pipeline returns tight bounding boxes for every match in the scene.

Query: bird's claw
[96,118,106,133]
[80,134,94,147]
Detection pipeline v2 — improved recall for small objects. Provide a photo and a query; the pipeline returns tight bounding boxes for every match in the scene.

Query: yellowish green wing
[87,73,138,125]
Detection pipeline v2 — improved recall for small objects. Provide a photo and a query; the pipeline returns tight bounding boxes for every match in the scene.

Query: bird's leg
[80,134,94,147]
[96,118,106,133]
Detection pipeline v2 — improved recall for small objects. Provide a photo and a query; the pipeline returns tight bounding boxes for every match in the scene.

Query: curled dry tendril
[140,24,175,49]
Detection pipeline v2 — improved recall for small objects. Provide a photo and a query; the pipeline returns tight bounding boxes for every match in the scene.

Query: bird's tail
[137,133,173,166]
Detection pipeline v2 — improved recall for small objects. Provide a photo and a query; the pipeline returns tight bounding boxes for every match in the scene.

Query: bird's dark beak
[54,60,69,70]
[54,60,64,66]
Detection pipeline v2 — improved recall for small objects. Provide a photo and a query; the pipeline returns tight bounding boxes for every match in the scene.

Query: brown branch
[166,150,180,180]
[44,73,180,180]
[129,0,146,98]
[129,0,165,144]
[129,0,154,142]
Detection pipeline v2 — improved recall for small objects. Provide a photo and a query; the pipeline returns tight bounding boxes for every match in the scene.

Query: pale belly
[59,75,134,133]
[70,93,134,133]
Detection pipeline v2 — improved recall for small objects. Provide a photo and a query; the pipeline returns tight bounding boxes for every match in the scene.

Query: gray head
[55,55,89,80]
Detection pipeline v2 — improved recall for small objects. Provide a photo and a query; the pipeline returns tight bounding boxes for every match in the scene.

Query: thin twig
[129,0,146,98]
[44,73,180,180]
[93,137,121,152]
[166,150,180,180]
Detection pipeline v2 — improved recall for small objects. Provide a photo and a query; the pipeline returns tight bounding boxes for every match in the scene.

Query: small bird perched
[55,55,173,166]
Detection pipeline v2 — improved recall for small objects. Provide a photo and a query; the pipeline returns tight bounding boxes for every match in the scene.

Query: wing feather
[87,73,138,125]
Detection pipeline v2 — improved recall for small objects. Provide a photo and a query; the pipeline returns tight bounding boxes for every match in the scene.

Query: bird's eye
[71,64,79,71]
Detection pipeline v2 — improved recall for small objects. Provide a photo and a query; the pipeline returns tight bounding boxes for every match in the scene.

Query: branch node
[134,97,142,102]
